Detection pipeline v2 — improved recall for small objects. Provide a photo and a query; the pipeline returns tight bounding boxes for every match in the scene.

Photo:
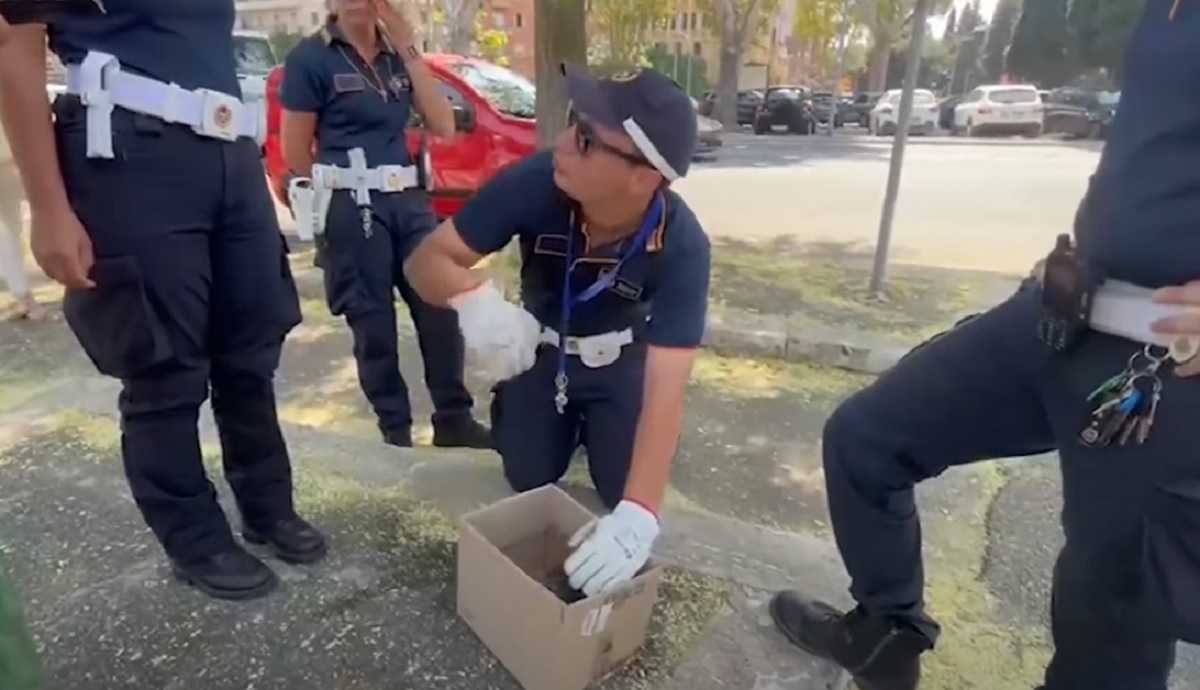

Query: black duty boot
[171,546,279,601]
[243,516,328,564]
[432,415,493,449]
[382,426,413,448]
[770,591,931,690]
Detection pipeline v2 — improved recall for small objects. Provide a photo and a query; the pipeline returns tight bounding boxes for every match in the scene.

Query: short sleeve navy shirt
[280,21,414,168]
[49,0,241,99]
[1077,0,1200,287]
[454,151,711,347]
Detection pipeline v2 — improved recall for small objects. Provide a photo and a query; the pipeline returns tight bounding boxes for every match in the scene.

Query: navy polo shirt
[454,151,712,347]
[1078,0,1200,288]
[49,0,241,99]
[281,21,414,168]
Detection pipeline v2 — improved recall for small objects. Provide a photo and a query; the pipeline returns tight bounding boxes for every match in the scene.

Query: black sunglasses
[569,112,653,169]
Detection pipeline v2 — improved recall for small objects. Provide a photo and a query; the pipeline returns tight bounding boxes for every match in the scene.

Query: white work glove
[448,281,541,382]
[564,500,659,597]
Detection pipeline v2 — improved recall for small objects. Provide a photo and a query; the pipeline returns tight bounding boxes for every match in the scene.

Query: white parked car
[233,30,278,107]
[869,89,938,136]
[954,84,1043,137]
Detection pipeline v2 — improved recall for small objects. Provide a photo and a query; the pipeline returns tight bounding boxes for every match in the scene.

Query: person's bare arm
[622,347,698,513]
[0,25,94,288]
[403,219,488,306]
[0,15,11,45]
[281,109,318,176]
[374,0,454,137]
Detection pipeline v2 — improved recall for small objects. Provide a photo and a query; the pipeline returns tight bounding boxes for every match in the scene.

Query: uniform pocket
[1141,480,1200,643]
[277,242,303,333]
[63,256,173,379]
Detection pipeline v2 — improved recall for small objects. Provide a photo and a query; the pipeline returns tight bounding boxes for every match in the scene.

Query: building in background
[235,0,328,35]
[480,0,536,78]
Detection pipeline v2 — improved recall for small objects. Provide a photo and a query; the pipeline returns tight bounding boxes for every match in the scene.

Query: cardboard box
[457,485,663,690]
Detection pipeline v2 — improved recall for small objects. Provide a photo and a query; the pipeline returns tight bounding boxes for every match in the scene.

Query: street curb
[702,322,908,375]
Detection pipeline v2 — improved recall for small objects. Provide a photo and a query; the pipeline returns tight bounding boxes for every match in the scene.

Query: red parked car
[264,54,537,219]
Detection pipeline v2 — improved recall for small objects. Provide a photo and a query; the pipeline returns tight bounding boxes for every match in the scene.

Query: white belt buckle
[194,89,241,142]
[381,168,409,193]
[579,335,623,369]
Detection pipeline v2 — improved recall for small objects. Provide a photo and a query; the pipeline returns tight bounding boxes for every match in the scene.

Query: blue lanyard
[554,193,664,413]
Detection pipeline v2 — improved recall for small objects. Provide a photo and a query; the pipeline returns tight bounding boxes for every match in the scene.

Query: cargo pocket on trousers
[1141,479,1200,643]
[277,243,303,334]
[63,256,173,379]
[321,250,374,318]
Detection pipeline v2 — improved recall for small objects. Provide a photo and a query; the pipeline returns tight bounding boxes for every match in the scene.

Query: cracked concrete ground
[1,248,1197,689]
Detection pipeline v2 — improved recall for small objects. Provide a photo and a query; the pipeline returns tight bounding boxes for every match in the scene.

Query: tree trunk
[867,40,890,91]
[535,0,587,148]
[444,0,478,55]
[714,0,741,128]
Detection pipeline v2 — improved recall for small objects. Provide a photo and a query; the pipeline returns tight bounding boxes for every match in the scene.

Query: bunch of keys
[360,207,373,239]
[1079,345,1167,448]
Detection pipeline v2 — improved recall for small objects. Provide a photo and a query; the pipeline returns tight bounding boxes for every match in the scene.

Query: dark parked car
[699,89,763,125]
[810,91,846,127]
[846,92,882,126]
[1043,88,1120,139]
[753,86,815,135]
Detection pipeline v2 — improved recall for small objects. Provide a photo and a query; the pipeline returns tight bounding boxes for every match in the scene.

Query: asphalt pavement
[681,127,1103,275]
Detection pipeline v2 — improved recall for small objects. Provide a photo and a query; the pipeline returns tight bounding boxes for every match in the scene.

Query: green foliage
[1068,0,1145,83]
[1007,0,1074,87]
[474,15,510,66]
[982,0,1021,81]
[644,44,711,96]
[590,0,674,66]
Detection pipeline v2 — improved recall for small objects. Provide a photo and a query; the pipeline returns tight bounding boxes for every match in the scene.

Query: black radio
[0,0,105,24]
[1037,234,1099,352]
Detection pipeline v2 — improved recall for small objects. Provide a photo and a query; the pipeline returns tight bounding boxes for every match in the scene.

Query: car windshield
[452,62,536,119]
[232,35,275,77]
[1098,91,1120,106]
[884,92,934,105]
[989,89,1038,104]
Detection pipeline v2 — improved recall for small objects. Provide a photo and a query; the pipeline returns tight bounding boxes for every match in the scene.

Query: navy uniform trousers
[55,102,303,563]
[492,341,646,510]
[824,286,1200,690]
[320,189,472,436]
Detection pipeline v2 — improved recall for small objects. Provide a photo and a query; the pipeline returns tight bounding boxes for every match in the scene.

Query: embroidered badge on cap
[610,69,642,83]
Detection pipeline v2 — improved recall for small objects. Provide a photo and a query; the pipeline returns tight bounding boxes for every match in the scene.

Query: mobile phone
[0,0,106,24]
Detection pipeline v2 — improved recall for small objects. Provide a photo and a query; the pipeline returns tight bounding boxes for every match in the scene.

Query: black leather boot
[770,591,932,690]
[243,516,328,564]
[432,415,493,449]
[382,426,413,448]
[172,546,278,601]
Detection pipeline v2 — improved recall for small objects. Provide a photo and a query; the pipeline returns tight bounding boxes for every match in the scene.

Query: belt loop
[78,51,120,160]
[346,148,372,207]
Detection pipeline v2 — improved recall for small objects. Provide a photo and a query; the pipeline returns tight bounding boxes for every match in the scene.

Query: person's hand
[564,501,659,597]
[373,0,415,47]
[30,205,95,289]
[449,281,540,381]
[1152,281,1200,377]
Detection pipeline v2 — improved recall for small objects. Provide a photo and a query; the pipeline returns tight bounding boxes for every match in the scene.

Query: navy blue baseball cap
[562,63,698,181]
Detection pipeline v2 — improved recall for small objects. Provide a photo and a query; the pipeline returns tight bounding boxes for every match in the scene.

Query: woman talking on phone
[281,0,491,450]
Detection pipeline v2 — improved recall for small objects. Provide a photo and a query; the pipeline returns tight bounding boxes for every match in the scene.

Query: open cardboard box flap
[457,485,663,690]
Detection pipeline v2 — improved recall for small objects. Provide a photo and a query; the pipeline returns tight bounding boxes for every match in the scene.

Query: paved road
[680,129,1104,275]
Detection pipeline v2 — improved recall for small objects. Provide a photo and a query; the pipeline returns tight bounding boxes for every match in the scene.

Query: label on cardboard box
[581,603,614,637]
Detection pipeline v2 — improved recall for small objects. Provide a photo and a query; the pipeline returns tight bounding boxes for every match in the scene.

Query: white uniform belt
[66,52,264,159]
[540,327,634,354]
[311,147,418,209]
[1089,280,1200,362]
